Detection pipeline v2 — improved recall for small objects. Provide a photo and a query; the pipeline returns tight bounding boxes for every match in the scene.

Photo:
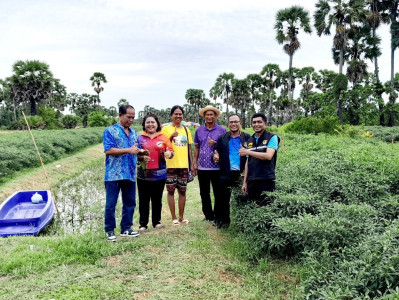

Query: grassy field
[0,143,302,300]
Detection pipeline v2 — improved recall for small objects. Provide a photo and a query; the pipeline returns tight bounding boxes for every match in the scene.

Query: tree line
[0,60,120,129]
[1,1,398,129]
[180,1,399,128]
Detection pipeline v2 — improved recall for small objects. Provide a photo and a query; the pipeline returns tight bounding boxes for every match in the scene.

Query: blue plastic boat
[0,190,55,237]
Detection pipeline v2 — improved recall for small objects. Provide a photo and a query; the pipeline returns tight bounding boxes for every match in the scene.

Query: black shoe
[202,218,214,222]
[120,229,139,237]
[106,231,116,242]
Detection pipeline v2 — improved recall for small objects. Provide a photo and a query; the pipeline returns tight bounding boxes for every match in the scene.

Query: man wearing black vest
[239,113,279,203]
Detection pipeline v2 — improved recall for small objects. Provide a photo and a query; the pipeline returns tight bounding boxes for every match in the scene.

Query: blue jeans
[104,180,136,233]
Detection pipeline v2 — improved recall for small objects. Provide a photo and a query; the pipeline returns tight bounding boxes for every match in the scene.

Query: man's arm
[105,144,141,156]
[239,147,276,161]
[189,144,197,176]
[242,159,248,194]
[193,144,199,170]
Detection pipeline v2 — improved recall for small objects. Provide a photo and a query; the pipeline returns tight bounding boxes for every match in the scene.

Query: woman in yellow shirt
[161,105,194,225]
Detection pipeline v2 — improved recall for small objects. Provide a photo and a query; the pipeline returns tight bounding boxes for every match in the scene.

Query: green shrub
[38,106,62,129]
[284,117,340,134]
[88,111,108,127]
[17,116,44,129]
[230,133,399,297]
[363,126,399,143]
[62,115,80,129]
[0,128,105,182]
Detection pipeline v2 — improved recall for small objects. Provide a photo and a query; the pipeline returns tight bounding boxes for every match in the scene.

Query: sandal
[180,219,189,224]
[172,219,180,226]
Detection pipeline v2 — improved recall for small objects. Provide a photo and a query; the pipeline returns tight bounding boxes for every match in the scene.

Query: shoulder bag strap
[183,126,192,169]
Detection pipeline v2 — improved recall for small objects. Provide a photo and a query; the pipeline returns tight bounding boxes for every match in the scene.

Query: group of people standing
[102,104,279,241]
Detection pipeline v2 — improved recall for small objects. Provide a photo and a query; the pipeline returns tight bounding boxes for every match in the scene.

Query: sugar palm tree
[297,67,317,117]
[379,0,399,126]
[260,64,282,125]
[210,73,235,120]
[90,72,107,104]
[7,60,57,116]
[314,0,367,121]
[230,79,251,128]
[366,0,386,125]
[275,6,312,101]
[185,88,206,124]
[246,73,263,116]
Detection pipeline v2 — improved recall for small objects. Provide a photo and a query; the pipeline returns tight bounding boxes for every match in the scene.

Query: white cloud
[0,0,396,114]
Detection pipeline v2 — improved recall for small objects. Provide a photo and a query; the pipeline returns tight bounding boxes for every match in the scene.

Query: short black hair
[170,105,184,116]
[142,112,161,132]
[119,105,135,115]
[228,114,241,122]
[251,113,267,123]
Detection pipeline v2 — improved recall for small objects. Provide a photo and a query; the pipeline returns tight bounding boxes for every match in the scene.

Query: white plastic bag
[31,192,43,204]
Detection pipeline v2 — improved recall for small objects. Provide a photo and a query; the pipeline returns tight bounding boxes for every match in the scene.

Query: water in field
[52,164,106,234]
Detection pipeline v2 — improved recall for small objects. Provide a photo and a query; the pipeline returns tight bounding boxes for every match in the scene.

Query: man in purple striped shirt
[193,105,226,221]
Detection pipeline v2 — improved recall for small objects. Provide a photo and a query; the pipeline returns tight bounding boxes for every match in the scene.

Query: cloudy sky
[0,0,393,114]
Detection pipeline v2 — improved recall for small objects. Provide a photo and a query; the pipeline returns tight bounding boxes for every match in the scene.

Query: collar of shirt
[141,131,162,139]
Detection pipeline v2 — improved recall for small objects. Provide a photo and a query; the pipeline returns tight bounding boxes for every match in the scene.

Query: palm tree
[366,0,386,125]
[90,72,107,104]
[314,0,367,121]
[260,64,282,125]
[379,0,399,126]
[275,6,312,101]
[297,67,317,117]
[246,73,263,116]
[230,79,251,128]
[210,73,235,120]
[185,88,206,124]
[117,98,129,108]
[6,60,57,116]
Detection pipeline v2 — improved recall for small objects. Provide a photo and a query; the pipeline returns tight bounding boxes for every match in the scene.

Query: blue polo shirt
[103,123,139,182]
[229,136,241,171]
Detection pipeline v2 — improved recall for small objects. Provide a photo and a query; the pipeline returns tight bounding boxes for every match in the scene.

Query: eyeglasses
[228,121,240,124]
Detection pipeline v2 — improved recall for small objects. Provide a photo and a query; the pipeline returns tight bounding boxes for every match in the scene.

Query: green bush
[62,115,80,129]
[230,133,399,297]
[0,128,105,182]
[17,116,44,129]
[363,126,399,143]
[88,111,108,127]
[284,117,340,134]
[38,106,62,129]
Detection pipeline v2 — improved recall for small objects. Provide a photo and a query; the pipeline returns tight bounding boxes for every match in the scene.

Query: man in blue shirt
[103,105,145,241]
[213,114,250,228]
[239,113,279,204]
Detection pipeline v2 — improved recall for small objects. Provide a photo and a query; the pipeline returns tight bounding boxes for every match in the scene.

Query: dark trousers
[215,171,242,228]
[247,180,275,204]
[104,180,136,233]
[197,170,220,221]
[137,178,166,228]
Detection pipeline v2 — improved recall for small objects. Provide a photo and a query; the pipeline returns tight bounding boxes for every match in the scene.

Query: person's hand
[242,182,248,195]
[171,126,179,138]
[164,150,172,159]
[130,143,140,155]
[238,145,248,156]
[143,156,151,163]
[139,149,150,156]
[213,150,219,163]
[192,161,198,175]
[208,136,217,147]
